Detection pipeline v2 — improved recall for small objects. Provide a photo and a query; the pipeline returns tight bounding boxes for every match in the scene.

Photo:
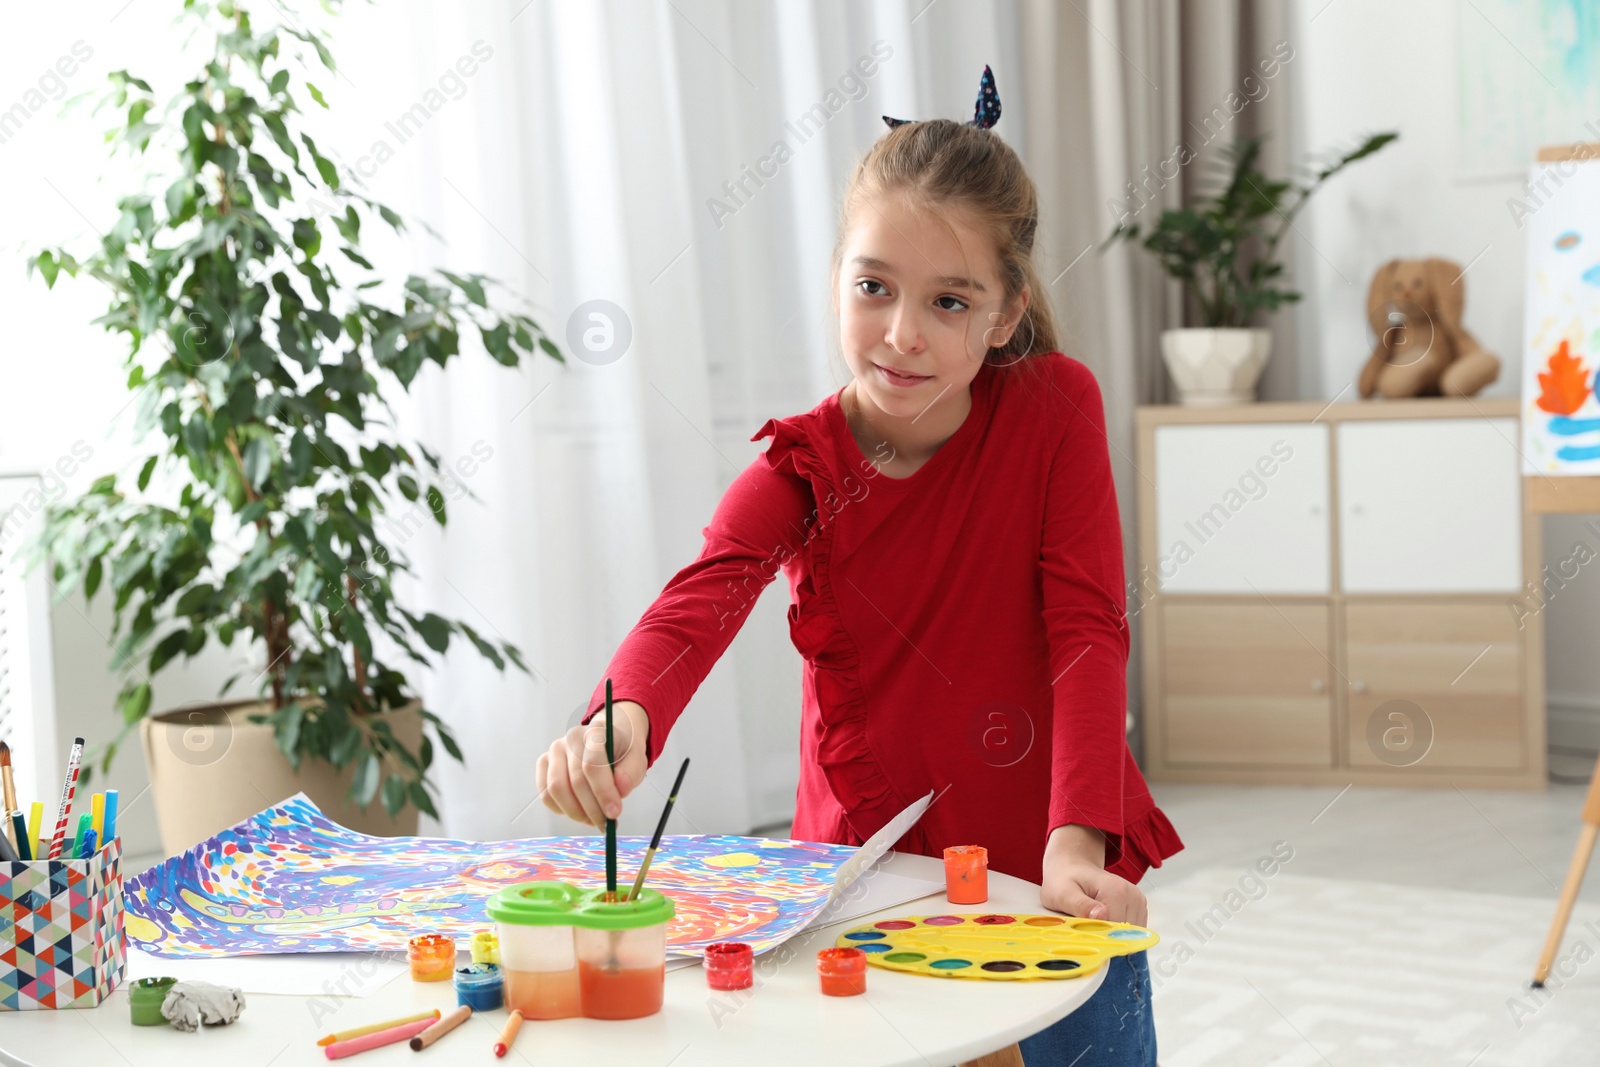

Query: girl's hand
[536,699,651,827]
[1039,824,1148,927]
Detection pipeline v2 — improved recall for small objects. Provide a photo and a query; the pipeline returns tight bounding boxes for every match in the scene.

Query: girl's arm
[537,453,812,826]
[1036,359,1146,924]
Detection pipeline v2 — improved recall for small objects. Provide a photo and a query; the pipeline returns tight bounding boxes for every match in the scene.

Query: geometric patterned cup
[0,838,127,1010]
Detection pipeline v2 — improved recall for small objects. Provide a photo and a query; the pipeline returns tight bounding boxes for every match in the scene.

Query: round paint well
[1036,959,1081,971]
[1071,920,1113,932]
[873,920,916,931]
[973,914,1015,925]
[883,952,927,963]
[1107,929,1145,939]
[922,915,964,926]
[1024,916,1064,927]
[844,930,887,941]
[980,960,1026,972]
[857,942,892,953]
[929,958,972,970]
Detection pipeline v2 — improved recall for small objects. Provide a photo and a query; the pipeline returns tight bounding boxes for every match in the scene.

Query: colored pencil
[493,1010,523,1058]
[604,677,617,898]
[26,801,43,860]
[316,1009,440,1047]
[71,813,91,859]
[324,1018,433,1059]
[46,737,84,860]
[0,742,16,850]
[91,792,105,840]
[628,757,690,901]
[409,1004,471,1050]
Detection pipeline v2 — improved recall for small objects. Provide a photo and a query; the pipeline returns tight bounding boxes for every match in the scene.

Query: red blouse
[586,352,1183,886]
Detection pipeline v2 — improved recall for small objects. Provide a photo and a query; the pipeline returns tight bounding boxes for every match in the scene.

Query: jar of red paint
[703,942,753,990]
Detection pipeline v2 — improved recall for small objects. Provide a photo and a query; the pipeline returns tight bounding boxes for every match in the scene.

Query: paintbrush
[0,742,17,851]
[604,677,617,899]
[603,678,621,971]
[628,758,690,901]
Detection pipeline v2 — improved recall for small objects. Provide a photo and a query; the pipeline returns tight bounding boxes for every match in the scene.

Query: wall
[1291,0,1600,750]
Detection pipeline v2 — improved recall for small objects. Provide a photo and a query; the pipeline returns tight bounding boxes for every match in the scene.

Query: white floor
[1140,752,1600,1065]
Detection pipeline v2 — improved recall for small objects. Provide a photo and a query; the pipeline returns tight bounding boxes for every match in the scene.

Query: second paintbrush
[628,757,690,901]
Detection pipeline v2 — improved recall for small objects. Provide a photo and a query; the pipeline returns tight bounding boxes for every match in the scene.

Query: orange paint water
[578,960,665,1019]
[501,967,581,1020]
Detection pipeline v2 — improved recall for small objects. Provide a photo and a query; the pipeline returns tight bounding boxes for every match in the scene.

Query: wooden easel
[1528,142,1600,987]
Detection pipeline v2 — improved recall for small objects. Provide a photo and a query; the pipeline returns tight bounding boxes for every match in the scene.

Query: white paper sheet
[124,946,409,997]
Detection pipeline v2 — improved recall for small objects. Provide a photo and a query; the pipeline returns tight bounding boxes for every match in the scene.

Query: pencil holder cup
[0,838,127,1010]
[571,888,674,1020]
[488,881,583,1020]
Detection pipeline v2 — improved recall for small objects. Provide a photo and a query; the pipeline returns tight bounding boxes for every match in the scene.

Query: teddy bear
[1357,257,1500,398]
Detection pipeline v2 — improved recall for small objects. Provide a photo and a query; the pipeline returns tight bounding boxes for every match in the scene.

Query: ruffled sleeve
[752,413,907,843]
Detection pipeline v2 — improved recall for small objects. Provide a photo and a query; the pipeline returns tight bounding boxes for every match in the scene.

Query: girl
[536,73,1182,1066]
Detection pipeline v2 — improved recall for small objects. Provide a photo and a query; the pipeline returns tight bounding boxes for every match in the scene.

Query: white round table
[0,853,1105,1067]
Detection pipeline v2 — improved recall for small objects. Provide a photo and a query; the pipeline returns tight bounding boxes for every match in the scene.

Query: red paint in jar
[704,942,753,991]
[944,845,988,904]
[817,947,867,997]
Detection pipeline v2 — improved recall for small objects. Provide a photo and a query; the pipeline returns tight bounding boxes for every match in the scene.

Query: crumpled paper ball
[161,980,246,1032]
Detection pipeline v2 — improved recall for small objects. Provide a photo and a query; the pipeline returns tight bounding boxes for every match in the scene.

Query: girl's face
[834,191,1028,417]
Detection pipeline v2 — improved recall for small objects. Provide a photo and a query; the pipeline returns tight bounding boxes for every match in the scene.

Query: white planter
[1160,327,1272,406]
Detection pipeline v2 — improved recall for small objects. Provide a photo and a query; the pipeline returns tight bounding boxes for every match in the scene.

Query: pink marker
[45,737,84,860]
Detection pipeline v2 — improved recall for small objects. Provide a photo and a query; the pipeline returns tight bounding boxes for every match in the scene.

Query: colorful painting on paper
[123,794,858,959]
[1522,159,1600,473]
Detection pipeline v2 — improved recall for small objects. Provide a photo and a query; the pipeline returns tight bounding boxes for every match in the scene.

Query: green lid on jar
[569,887,674,930]
[487,881,583,925]
[487,881,674,930]
[129,976,176,1026]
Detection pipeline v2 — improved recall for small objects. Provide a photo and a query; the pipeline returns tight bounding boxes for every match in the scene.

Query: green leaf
[425,486,446,525]
[408,780,439,819]
[436,726,463,762]
[275,701,305,756]
[306,82,328,109]
[117,681,152,725]
[269,70,290,95]
[137,455,159,491]
[350,751,380,807]
[243,436,272,489]
[381,773,406,816]
[415,613,450,653]
[84,558,103,599]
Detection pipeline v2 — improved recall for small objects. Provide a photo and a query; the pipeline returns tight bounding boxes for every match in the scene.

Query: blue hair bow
[883,64,1001,130]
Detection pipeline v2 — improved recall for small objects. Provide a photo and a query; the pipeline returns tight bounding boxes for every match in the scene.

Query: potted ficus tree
[25,0,559,853]
[1108,132,1397,405]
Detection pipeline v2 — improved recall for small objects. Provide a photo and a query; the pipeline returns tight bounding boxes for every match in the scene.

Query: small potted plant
[1108,132,1397,405]
[25,0,560,853]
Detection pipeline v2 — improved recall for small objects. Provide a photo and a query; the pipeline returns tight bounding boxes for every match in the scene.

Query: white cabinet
[1337,418,1522,593]
[1136,397,1543,789]
[1153,423,1330,594]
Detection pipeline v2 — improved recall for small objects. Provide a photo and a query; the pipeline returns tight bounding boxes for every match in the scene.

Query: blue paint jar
[454,962,504,1011]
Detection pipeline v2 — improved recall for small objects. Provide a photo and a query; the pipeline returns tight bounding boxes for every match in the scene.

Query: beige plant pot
[1160,327,1272,405]
[140,697,423,856]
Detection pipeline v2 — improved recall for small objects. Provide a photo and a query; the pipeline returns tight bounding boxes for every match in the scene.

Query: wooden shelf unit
[1134,396,1546,788]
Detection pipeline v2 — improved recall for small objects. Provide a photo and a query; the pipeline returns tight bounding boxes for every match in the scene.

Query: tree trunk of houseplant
[140,698,423,856]
[1160,327,1273,406]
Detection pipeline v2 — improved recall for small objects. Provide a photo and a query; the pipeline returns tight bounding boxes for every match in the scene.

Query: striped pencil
[46,737,85,860]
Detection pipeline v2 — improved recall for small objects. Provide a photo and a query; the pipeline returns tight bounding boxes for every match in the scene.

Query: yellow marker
[27,802,43,860]
[91,792,105,840]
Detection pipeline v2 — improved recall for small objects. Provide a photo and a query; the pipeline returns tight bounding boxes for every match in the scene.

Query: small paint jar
[408,934,457,982]
[454,962,505,1010]
[817,947,867,996]
[704,942,753,991]
[944,845,988,905]
[471,929,501,966]
[129,976,177,1026]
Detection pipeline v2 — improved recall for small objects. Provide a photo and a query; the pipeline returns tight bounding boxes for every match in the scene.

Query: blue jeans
[1019,951,1155,1066]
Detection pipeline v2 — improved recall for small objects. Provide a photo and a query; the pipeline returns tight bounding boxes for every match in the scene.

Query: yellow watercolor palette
[835,913,1159,981]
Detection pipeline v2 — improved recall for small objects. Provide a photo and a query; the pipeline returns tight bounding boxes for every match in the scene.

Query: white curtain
[316,0,1278,842]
